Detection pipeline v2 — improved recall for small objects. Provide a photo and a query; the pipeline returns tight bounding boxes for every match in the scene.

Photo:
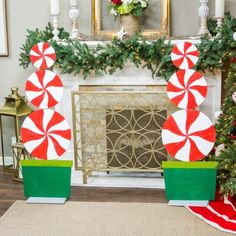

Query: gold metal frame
[72,86,176,184]
[12,142,33,181]
[92,0,170,40]
[0,0,8,56]
[0,88,33,171]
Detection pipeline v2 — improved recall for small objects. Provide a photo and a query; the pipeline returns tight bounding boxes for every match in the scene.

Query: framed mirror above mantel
[92,0,170,40]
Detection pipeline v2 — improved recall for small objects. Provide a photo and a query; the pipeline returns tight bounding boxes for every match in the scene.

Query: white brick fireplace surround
[55,41,222,188]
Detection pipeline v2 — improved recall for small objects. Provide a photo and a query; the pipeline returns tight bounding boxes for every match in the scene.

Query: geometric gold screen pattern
[106,109,167,169]
[72,86,176,183]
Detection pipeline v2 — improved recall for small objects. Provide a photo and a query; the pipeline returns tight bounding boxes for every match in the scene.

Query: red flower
[112,0,122,5]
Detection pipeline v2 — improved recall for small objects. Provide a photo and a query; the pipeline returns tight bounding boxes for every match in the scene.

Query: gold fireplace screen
[72,87,175,183]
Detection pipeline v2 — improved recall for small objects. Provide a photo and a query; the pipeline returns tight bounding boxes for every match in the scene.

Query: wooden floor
[0,170,167,217]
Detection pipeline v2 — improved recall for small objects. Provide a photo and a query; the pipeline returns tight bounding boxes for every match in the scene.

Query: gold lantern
[0,87,32,172]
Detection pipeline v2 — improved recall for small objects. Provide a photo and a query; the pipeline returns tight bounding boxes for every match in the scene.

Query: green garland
[19,13,236,81]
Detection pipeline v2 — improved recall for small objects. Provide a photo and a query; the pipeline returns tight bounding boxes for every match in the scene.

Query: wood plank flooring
[0,170,167,217]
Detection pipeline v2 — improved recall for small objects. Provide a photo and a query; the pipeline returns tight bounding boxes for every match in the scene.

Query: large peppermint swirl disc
[161,110,215,161]
[171,42,199,69]
[21,109,71,160]
[25,70,64,109]
[167,69,207,109]
[30,42,56,69]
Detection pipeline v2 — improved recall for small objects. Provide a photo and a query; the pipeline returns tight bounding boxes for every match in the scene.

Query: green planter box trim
[20,160,73,167]
[21,160,72,198]
[162,161,218,169]
[163,161,218,201]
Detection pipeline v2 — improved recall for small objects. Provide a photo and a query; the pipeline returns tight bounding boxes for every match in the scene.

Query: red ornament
[111,0,122,5]
[167,69,207,109]
[21,109,71,160]
[161,109,215,161]
[231,57,236,63]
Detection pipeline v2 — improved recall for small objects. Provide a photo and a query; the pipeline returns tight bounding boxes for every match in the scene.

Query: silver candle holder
[215,17,223,35]
[51,14,60,41]
[69,1,80,40]
[197,0,211,36]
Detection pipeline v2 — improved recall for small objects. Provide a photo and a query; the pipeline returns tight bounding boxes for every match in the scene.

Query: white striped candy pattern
[25,70,64,109]
[21,109,71,160]
[167,69,207,109]
[30,42,56,69]
[161,109,215,161]
[171,42,199,69]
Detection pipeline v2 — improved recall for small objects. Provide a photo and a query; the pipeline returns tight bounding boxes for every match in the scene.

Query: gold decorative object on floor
[0,87,33,172]
[12,142,33,181]
[72,85,176,184]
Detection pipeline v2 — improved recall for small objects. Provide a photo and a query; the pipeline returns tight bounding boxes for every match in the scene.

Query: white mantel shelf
[76,38,202,48]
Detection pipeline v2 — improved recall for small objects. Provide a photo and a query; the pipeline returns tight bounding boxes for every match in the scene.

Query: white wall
[0,0,93,105]
[0,0,236,155]
[1,0,236,102]
[171,0,236,35]
[0,0,47,101]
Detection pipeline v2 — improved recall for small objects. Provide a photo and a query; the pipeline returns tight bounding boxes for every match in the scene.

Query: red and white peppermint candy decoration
[30,42,56,69]
[21,109,71,160]
[162,110,215,161]
[167,69,207,109]
[171,42,199,69]
[25,70,63,109]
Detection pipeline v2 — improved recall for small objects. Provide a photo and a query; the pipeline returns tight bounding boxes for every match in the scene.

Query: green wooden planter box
[20,160,73,198]
[163,161,218,201]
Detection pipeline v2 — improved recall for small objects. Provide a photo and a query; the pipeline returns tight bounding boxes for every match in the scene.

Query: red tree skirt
[186,196,236,234]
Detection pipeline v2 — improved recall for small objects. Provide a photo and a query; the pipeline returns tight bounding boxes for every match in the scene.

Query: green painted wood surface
[163,163,217,200]
[162,161,218,169]
[22,165,72,198]
[20,160,73,167]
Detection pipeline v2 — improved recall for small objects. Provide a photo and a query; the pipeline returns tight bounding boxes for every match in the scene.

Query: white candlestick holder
[214,17,223,38]
[51,14,60,41]
[197,0,211,36]
[216,17,223,29]
[69,4,80,40]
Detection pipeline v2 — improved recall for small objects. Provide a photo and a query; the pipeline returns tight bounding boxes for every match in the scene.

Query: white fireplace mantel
[55,40,222,186]
[56,64,222,130]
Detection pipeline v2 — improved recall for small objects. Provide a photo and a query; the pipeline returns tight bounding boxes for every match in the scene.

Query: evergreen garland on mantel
[19,13,236,81]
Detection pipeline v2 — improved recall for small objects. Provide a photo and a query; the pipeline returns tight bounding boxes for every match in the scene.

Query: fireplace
[56,55,221,185]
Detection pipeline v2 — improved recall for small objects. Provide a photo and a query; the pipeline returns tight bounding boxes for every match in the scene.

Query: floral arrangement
[108,0,149,17]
